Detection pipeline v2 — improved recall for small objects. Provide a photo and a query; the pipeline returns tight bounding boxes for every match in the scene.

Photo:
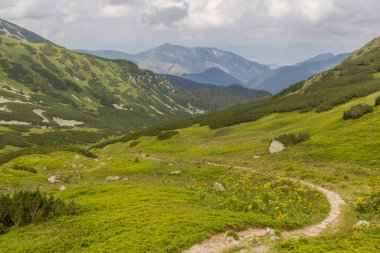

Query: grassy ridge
[92,38,380,149]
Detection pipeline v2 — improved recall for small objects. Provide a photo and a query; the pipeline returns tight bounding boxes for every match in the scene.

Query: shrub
[130,140,141,147]
[375,95,380,106]
[0,190,76,234]
[356,191,380,214]
[343,103,373,120]
[0,146,97,166]
[275,133,310,146]
[226,230,239,240]
[157,131,179,141]
[12,165,37,174]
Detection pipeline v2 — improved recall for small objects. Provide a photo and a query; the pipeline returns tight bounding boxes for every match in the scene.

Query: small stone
[354,220,370,228]
[226,236,237,244]
[269,140,285,154]
[253,155,261,159]
[171,171,182,175]
[75,155,80,159]
[59,185,66,191]
[266,227,275,235]
[252,245,269,253]
[270,236,280,242]
[106,176,121,181]
[48,176,59,184]
[213,182,225,191]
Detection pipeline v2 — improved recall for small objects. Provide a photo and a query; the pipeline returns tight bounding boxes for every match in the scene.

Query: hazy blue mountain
[249,53,351,94]
[295,53,336,66]
[181,67,241,86]
[0,18,50,43]
[77,43,270,83]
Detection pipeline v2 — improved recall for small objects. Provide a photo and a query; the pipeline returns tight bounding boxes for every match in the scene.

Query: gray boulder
[269,140,285,153]
[213,182,225,191]
[48,176,59,184]
[106,176,121,182]
[354,220,370,228]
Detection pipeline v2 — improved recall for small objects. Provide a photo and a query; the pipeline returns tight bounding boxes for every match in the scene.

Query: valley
[0,13,379,253]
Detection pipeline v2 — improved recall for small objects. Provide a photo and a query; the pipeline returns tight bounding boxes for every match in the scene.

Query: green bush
[226,230,239,240]
[375,95,380,106]
[12,165,37,174]
[275,133,310,146]
[0,190,76,234]
[130,140,141,147]
[343,103,373,120]
[0,146,97,166]
[356,191,380,214]
[157,131,179,140]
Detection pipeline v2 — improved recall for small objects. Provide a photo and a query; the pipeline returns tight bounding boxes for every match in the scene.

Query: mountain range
[77,45,349,94]
[0,18,50,43]
[0,19,269,140]
[76,44,271,84]
[248,53,350,93]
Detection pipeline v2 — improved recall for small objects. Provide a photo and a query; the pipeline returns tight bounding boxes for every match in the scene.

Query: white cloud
[100,4,130,17]
[0,0,379,62]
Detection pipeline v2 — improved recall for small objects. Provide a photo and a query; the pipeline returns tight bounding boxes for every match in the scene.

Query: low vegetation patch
[226,230,240,240]
[12,165,37,174]
[356,191,380,216]
[190,172,329,229]
[0,190,76,234]
[343,103,373,120]
[157,130,179,140]
[375,95,380,106]
[130,140,141,147]
[0,146,97,165]
[275,133,310,146]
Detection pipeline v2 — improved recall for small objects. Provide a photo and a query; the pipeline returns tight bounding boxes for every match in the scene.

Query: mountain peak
[0,18,50,43]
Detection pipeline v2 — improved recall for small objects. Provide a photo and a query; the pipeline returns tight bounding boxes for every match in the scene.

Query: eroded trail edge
[140,155,346,253]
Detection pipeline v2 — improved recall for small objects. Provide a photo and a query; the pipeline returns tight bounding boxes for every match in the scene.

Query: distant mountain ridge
[76,46,350,94]
[0,18,50,43]
[248,53,351,94]
[75,44,270,84]
[182,67,241,86]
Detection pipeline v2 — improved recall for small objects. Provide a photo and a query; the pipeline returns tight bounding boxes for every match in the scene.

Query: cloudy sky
[1,0,379,65]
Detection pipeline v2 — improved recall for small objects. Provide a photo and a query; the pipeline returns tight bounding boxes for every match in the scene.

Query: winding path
[140,155,346,253]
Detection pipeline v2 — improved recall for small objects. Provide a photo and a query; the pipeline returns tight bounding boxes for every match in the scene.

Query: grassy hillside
[98,91,380,252]
[90,37,380,148]
[0,35,269,151]
[0,90,379,252]
[1,25,380,252]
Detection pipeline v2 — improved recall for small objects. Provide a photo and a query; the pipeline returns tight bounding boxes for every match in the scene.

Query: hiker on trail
[139,148,142,154]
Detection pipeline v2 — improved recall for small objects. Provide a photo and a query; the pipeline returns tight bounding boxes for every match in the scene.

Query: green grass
[1,41,380,251]
[0,148,329,252]
[93,91,380,252]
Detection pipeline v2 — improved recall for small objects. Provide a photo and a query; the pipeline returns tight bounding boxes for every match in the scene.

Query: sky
[1,0,380,65]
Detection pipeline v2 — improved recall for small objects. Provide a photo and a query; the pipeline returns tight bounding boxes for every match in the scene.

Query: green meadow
[1,91,379,252]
